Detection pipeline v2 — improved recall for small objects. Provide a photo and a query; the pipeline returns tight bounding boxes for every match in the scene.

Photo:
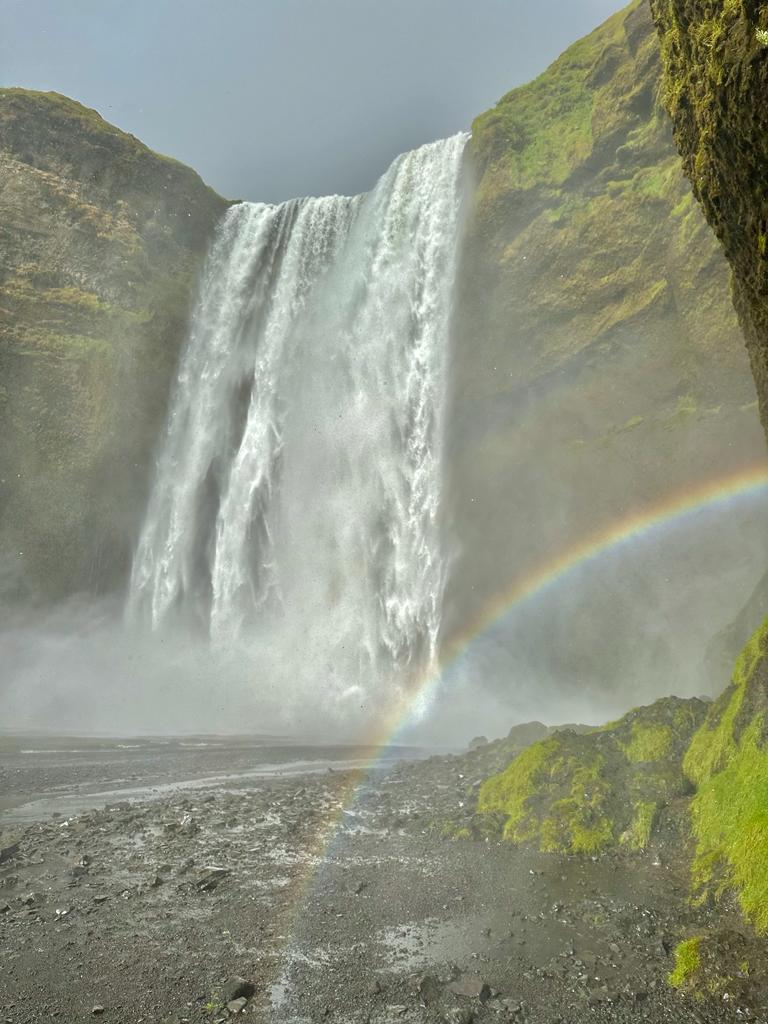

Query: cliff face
[644,0,768,943]
[462,0,743,396]
[0,89,228,599]
[445,0,766,695]
[648,0,768,443]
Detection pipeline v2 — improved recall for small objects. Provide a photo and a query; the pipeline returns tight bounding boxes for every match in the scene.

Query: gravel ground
[0,739,765,1024]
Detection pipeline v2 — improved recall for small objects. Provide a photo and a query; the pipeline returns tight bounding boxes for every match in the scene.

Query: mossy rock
[667,929,767,1011]
[476,696,707,855]
[682,616,768,932]
[649,0,768,444]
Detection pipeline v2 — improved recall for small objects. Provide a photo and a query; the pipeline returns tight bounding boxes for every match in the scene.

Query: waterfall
[128,133,467,720]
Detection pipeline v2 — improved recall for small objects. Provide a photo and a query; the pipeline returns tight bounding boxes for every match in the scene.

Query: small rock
[447,974,491,1002]
[0,841,20,864]
[91,1007,105,1016]
[226,997,247,1014]
[444,1009,474,1024]
[414,973,441,1005]
[221,976,256,1003]
[196,867,231,892]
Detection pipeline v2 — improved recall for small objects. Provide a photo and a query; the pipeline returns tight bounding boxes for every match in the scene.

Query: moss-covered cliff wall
[0,89,228,600]
[445,0,766,694]
[649,0,768,443]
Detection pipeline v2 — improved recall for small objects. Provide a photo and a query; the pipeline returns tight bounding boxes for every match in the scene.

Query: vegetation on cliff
[0,89,228,598]
[463,0,746,392]
[476,697,706,855]
[447,0,764,677]
[646,0,768,942]
[649,0,768,444]
[682,617,768,932]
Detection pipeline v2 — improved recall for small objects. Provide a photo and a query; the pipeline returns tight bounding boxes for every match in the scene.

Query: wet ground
[0,737,760,1023]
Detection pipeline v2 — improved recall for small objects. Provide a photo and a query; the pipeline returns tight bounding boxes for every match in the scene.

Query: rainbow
[323,458,768,759]
[411,459,768,729]
[269,460,768,987]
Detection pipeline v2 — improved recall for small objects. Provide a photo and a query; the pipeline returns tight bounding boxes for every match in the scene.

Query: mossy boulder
[682,616,768,932]
[667,930,767,1008]
[476,696,707,855]
[649,0,768,444]
[0,89,229,599]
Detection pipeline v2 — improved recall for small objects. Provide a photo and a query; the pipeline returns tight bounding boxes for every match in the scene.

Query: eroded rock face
[0,89,229,599]
[649,0,768,442]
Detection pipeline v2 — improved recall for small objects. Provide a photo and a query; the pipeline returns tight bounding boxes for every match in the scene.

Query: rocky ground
[0,737,765,1024]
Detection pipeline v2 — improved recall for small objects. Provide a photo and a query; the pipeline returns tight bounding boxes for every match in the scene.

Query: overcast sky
[1,0,623,203]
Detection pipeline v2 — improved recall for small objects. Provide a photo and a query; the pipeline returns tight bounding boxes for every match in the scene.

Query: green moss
[0,87,185,167]
[650,0,768,440]
[482,745,614,854]
[471,3,635,198]
[475,697,706,857]
[732,616,768,688]
[668,937,703,989]
[684,616,768,788]
[689,717,768,930]
[621,801,657,849]
[677,618,768,932]
[623,722,673,762]
[478,738,559,840]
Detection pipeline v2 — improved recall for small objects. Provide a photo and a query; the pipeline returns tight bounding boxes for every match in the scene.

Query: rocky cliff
[649,0,768,442]
[445,0,766,703]
[644,0,768,946]
[0,89,228,599]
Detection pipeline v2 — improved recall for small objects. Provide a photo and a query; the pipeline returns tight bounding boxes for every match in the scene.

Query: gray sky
[1,0,623,202]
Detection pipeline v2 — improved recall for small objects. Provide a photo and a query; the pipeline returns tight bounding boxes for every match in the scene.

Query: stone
[444,1009,474,1024]
[220,976,256,1003]
[0,841,20,865]
[196,867,231,892]
[226,998,247,1014]
[447,974,491,1002]
[414,973,441,1005]
[91,1007,105,1016]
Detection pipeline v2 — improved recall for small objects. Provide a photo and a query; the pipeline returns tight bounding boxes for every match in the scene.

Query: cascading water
[128,133,467,726]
